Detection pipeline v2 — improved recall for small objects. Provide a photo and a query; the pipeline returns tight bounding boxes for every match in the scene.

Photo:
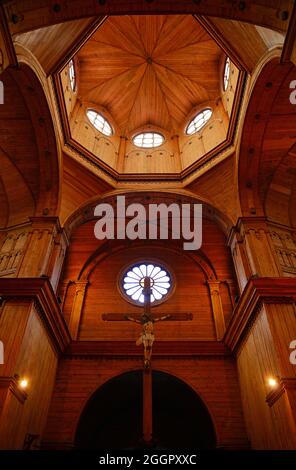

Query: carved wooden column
[228,225,252,293]
[228,217,282,293]
[0,227,29,277]
[238,217,282,277]
[68,281,89,340]
[207,280,225,340]
[47,229,69,293]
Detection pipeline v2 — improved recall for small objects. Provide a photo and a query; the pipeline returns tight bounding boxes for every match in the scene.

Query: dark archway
[75,370,216,449]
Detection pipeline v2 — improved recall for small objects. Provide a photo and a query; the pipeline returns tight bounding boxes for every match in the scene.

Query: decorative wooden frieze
[268,224,296,276]
[0,231,29,277]
[18,217,61,278]
[230,218,282,280]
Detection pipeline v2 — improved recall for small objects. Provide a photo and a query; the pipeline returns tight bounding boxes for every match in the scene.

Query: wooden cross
[102,276,192,445]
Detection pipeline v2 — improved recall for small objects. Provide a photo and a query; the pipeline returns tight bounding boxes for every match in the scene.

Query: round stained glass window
[121,263,172,305]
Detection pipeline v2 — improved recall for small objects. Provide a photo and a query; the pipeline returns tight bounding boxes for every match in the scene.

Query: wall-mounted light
[267,377,278,388]
[14,374,29,390]
[19,379,29,389]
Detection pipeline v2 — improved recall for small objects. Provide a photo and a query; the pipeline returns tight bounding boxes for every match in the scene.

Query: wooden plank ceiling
[76,15,222,135]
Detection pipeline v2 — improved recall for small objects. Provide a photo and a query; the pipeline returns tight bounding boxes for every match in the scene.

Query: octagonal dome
[58,14,243,179]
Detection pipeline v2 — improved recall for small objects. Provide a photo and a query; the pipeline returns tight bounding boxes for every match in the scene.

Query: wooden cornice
[65,340,231,358]
[224,277,296,354]
[0,277,71,354]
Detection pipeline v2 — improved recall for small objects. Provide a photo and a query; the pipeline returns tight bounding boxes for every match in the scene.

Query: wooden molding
[0,277,71,354]
[0,376,27,404]
[224,277,296,354]
[65,340,232,358]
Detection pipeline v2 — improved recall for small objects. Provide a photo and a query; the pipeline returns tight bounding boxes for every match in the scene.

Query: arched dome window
[68,59,76,92]
[87,110,113,136]
[133,132,164,148]
[223,57,230,91]
[186,108,212,135]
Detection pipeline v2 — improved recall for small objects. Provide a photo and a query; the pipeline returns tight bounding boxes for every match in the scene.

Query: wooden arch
[4,0,292,35]
[77,238,217,282]
[64,189,233,239]
[238,57,296,225]
[0,63,60,227]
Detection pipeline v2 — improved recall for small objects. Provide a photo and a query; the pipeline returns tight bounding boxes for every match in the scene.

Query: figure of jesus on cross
[102,275,192,444]
[125,277,171,368]
[102,276,192,369]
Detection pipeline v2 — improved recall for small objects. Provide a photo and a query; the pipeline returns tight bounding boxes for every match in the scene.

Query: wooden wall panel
[79,245,215,341]
[237,305,296,449]
[43,355,248,450]
[0,306,58,449]
[70,103,120,169]
[60,217,237,341]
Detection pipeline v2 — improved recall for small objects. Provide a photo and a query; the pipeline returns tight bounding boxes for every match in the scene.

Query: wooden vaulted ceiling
[76,15,222,135]
[0,64,60,228]
[239,59,296,227]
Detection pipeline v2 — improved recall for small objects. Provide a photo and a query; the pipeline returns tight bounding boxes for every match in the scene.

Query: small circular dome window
[121,263,172,305]
[133,132,164,148]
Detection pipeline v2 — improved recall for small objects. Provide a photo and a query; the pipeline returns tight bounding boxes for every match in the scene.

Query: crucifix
[102,276,192,445]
